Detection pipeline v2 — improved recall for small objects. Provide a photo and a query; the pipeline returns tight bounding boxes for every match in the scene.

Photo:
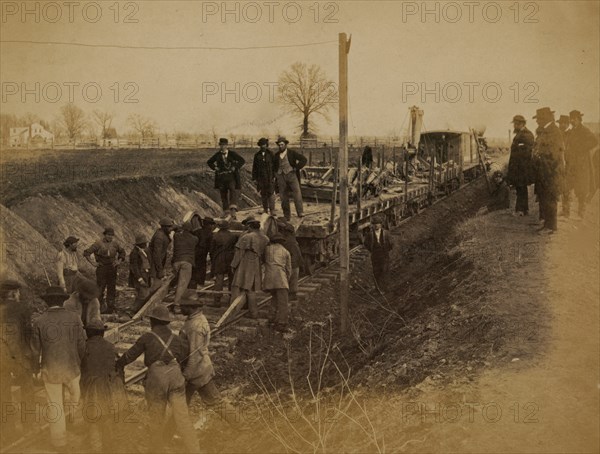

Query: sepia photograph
[0,1,598,452]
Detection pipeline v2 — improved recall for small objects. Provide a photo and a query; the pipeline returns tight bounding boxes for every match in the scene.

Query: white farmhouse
[10,123,54,147]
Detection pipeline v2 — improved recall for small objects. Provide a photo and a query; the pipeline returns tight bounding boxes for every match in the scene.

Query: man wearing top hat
[31,286,86,449]
[207,138,246,217]
[273,136,307,220]
[565,110,599,218]
[532,107,565,234]
[129,233,152,314]
[507,115,535,216]
[83,227,126,313]
[57,236,81,293]
[252,137,277,215]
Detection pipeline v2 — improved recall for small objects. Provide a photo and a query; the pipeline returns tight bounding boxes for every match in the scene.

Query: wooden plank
[215,293,246,328]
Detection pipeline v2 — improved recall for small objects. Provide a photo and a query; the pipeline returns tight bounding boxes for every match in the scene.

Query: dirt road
[377,194,600,453]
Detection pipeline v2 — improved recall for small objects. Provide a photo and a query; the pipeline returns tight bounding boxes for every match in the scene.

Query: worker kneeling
[116,305,199,453]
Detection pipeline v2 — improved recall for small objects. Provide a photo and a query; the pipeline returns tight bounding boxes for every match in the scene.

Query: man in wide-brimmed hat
[129,233,152,314]
[149,218,173,290]
[32,286,85,449]
[207,138,246,218]
[172,222,199,306]
[276,218,303,300]
[57,236,81,293]
[230,218,269,318]
[64,278,102,327]
[189,217,216,289]
[252,137,277,215]
[263,233,292,332]
[532,107,565,234]
[507,114,535,216]
[117,304,198,452]
[209,219,237,307]
[83,227,126,314]
[81,318,128,451]
[564,109,599,218]
[273,136,308,220]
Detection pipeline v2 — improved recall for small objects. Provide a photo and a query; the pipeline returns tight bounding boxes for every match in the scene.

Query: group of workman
[0,136,311,452]
[485,108,599,232]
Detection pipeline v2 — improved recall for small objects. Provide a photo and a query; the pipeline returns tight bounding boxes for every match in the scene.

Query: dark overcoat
[534,122,565,201]
[207,150,245,190]
[507,127,535,186]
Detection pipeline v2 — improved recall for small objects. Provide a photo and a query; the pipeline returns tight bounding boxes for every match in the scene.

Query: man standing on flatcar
[207,138,246,219]
[252,137,277,215]
[507,115,535,216]
[273,136,307,221]
[364,215,393,290]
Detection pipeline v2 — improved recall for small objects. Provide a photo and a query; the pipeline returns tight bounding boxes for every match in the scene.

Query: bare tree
[59,103,87,141]
[127,114,157,139]
[92,110,115,145]
[278,62,338,138]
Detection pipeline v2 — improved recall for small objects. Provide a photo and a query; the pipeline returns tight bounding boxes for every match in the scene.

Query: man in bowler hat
[507,115,535,215]
[252,137,276,215]
[565,110,599,218]
[532,107,565,234]
[207,138,246,218]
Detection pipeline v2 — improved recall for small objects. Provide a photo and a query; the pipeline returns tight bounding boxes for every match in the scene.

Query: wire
[0,39,337,51]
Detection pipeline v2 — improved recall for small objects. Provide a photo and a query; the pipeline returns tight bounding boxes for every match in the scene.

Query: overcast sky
[1,0,598,140]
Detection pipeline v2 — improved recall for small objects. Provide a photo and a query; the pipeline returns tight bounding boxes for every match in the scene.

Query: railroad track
[2,174,484,453]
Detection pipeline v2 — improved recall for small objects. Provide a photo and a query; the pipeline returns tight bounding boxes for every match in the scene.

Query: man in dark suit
[149,218,173,290]
[252,137,276,215]
[129,234,151,314]
[209,220,237,307]
[363,215,393,290]
[273,136,307,220]
[566,110,599,218]
[533,107,565,234]
[507,115,535,216]
[207,138,246,218]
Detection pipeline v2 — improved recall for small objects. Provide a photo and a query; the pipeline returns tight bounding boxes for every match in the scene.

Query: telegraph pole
[339,32,351,334]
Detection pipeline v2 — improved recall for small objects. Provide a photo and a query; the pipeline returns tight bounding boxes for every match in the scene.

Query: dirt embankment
[0,148,263,289]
